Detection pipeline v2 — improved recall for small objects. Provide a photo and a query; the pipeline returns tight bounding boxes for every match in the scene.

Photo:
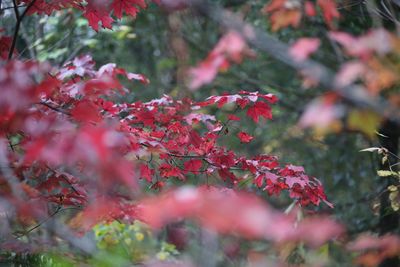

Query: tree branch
[8,0,37,60]
[187,0,400,124]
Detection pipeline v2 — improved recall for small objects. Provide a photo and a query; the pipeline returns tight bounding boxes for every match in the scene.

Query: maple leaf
[71,100,102,123]
[264,171,279,183]
[112,0,146,19]
[0,61,50,112]
[189,31,250,90]
[335,61,366,87]
[269,10,302,31]
[298,94,343,131]
[184,159,203,173]
[83,1,114,31]
[23,0,82,16]
[139,164,154,182]
[329,29,392,59]
[263,0,302,31]
[126,72,150,84]
[317,0,340,28]
[237,132,254,143]
[227,114,240,121]
[189,55,224,90]
[159,163,184,180]
[58,55,96,79]
[289,38,320,62]
[246,101,273,123]
[254,174,264,188]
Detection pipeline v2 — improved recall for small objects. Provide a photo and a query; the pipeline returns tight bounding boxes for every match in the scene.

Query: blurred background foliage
[0,0,396,265]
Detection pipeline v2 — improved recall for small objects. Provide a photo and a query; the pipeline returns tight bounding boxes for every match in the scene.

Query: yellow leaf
[388,185,398,192]
[377,170,397,177]
[347,110,381,139]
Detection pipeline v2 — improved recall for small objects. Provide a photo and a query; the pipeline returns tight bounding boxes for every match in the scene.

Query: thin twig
[38,101,71,115]
[8,0,37,60]
[14,206,62,238]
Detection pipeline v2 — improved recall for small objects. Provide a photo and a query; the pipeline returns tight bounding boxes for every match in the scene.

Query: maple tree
[0,0,400,266]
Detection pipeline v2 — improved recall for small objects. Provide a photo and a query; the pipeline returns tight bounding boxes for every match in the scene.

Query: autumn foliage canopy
[0,0,400,266]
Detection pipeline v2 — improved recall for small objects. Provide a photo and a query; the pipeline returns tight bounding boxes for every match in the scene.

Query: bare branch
[8,0,37,60]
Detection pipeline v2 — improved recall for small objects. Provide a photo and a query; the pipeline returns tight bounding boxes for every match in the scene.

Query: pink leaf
[289,38,320,62]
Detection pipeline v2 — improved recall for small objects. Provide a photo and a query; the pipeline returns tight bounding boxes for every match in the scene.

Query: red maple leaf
[246,101,272,123]
[139,164,154,182]
[71,100,102,123]
[317,0,340,28]
[184,159,203,173]
[83,1,114,31]
[159,163,184,180]
[237,132,254,143]
[254,174,264,188]
[112,0,146,19]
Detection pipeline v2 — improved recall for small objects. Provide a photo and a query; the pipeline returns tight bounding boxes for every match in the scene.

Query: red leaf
[246,101,272,123]
[71,100,102,123]
[305,1,316,16]
[159,163,184,180]
[126,72,150,84]
[254,174,264,188]
[0,34,13,60]
[25,0,81,16]
[83,1,114,31]
[237,131,254,143]
[228,114,241,121]
[317,0,340,28]
[140,164,154,182]
[112,0,146,19]
[184,159,203,173]
[189,31,249,90]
